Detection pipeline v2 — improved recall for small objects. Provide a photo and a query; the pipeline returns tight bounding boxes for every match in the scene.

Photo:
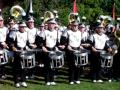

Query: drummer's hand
[42,46,48,52]
[58,45,65,50]
[81,44,90,48]
[31,44,37,49]
[107,48,112,53]
[2,43,9,49]
[12,47,17,51]
[80,45,84,49]
[91,46,97,52]
[67,45,74,51]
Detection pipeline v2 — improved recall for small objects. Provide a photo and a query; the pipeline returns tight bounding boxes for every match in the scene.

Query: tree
[1,0,120,26]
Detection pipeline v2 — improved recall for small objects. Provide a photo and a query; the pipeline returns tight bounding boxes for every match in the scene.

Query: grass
[0,68,120,90]
[0,77,120,90]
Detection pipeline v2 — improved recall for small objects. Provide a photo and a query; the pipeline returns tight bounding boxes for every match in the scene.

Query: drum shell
[19,51,36,69]
[73,50,88,66]
[0,50,8,65]
[49,51,64,69]
[100,53,113,68]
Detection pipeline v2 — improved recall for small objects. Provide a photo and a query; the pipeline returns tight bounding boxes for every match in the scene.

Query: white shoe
[46,82,51,86]
[26,76,29,79]
[97,80,103,83]
[51,82,56,85]
[15,83,20,88]
[21,82,27,87]
[108,79,112,83]
[93,80,97,83]
[75,81,80,84]
[70,82,74,85]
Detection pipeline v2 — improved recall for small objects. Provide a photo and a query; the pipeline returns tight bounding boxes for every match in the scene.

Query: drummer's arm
[104,41,112,53]
[87,35,97,52]
[27,41,37,49]
[35,35,44,48]
[58,36,66,50]
[42,46,48,52]
[67,45,74,51]
[9,38,17,51]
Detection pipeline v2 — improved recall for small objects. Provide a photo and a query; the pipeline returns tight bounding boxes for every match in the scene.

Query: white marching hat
[27,17,34,22]
[47,19,57,24]
[19,22,27,27]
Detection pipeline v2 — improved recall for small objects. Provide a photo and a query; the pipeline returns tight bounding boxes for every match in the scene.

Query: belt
[46,47,55,51]
[16,46,26,50]
[71,47,79,50]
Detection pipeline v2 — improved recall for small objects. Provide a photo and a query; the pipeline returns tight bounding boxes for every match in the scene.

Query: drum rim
[49,51,64,59]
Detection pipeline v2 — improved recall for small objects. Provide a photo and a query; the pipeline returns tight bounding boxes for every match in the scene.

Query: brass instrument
[10,5,26,20]
[68,12,80,24]
[43,11,54,23]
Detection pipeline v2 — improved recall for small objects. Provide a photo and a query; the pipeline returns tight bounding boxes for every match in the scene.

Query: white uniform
[89,33,109,50]
[81,31,89,42]
[64,30,82,48]
[40,29,61,48]
[26,27,38,44]
[15,31,28,48]
[0,27,8,44]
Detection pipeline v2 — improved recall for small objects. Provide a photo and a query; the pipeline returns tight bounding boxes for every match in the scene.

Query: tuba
[114,30,120,39]
[43,11,54,23]
[68,12,80,24]
[10,5,26,20]
[110,29,120,55]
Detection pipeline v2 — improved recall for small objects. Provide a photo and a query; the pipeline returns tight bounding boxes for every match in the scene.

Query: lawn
[0,77,120,90]
[0,66,120,90]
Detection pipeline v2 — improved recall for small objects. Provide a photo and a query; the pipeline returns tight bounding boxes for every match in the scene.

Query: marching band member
[79,24,89,44]
[37,23,45,35]
[26,17,38,79]
[0,16,9,79]
[35,23,45,68]
[9,22,28,88]
[62,21,83,85]
[39,19,61,85]
[26,17,38,49]
[6,19,18,59]
[112,29,120,81]
[88,24,112,83]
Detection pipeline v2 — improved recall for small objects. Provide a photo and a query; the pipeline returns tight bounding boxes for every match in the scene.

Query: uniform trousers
[13,52,26,83]
[66,49,80,82]
[43,47,56,83]
[90,51,112,80]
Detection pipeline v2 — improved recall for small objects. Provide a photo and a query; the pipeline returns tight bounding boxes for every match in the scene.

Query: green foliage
[2,0,120,26]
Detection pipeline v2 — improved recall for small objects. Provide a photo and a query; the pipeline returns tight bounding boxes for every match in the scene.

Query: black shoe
[29,75,35,79]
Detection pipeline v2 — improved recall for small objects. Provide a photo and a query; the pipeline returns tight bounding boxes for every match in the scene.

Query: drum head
[49,51,63,59]
[97,50,106,55]
[17,51,34,58]
[101,53,112,59]
[55,51,63,56]
[74,49,87,55]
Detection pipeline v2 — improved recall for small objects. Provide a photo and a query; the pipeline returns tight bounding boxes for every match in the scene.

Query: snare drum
[73,49,88,67]
[100,53,113,68]
[49,51,64,69]
[18,51,35,69]
[0,50,8,65]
